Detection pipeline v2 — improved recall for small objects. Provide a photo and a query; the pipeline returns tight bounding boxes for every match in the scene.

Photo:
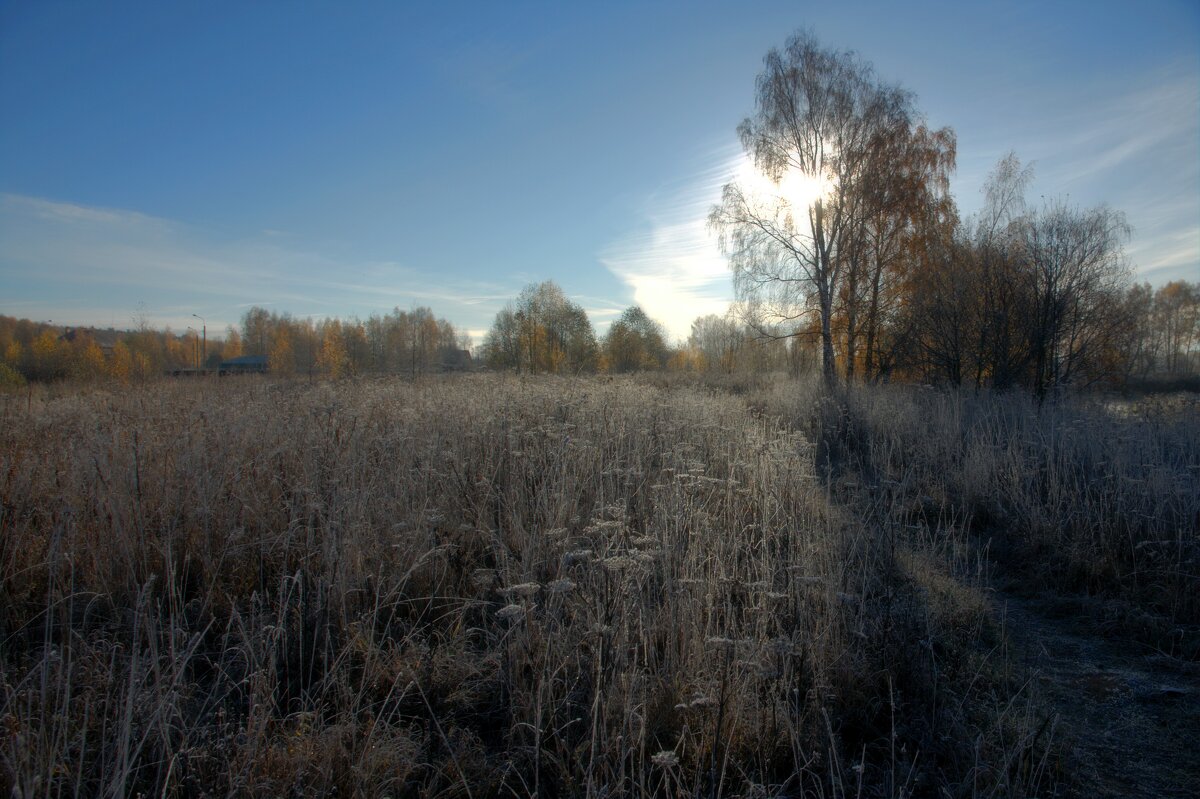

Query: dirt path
[994,589,1200,798]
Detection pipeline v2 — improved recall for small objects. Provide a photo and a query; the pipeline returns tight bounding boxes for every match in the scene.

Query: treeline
[1123,280,1200,382]
[236,306,468,377]
[4,273,1194,388]
[869,156,1200,394]
[0,305,470,385]
[817,167,1200,393]
[0,316,238,385]
[476,276,1199,390]
[478,281,796,375]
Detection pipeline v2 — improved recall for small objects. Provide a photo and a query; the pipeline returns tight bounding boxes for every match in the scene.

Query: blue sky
[1,0,1197,342]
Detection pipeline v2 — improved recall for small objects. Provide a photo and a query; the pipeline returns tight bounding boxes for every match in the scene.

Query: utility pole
[187,327,199,368]
[192,314,206,369]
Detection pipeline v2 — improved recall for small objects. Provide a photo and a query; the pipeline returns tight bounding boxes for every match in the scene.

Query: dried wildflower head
[496,604,525,622]
[601,555,638,572]
[502,582,541,598]
[599,503,626,519]
[563,549,593,565]
[546,578,575,595]
[651,750,680,768]
[584,520,625,537]
[631,550,659,564]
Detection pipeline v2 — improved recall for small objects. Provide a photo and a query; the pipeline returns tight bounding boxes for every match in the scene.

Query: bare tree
[906,153,1132,395]
[1022,200,1130,398]
[907,153,1035,389]
[970,153,1036,390]
[710,30,928,388]
[906,217,974,385]
[1152,281,1200,375]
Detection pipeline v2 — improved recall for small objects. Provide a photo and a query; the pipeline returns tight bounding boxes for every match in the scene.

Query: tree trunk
[864,230,889,382]
[820,288,837,388]
[814,200,839,389]
[845,259,859,384]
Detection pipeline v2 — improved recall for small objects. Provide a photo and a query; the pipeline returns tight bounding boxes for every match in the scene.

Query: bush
[0,362,26,389]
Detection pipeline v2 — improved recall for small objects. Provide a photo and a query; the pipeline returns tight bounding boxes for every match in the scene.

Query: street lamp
[192,314,206,369]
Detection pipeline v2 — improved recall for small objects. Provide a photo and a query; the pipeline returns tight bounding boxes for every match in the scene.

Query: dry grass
[750,381,1200,652]
[1,375,1069,796]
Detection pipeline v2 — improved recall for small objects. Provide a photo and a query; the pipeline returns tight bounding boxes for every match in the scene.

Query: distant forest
[1,276,1196,391]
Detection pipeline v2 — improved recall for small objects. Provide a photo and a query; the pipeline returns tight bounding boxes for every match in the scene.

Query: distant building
[218,354,268,375]
[442,349,473,371]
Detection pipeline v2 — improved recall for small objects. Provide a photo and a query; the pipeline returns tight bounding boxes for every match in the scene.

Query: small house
[218,354,268,375]
[442,349,473,371]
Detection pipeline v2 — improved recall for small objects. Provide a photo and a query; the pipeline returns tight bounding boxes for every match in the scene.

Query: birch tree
[710,30,925,388]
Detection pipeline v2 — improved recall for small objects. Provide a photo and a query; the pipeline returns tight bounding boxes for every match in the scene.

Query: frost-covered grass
[1,375,1059,796]
[752,380,1200,650]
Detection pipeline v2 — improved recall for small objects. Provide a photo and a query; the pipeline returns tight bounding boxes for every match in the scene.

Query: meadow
[1,374,1196,797]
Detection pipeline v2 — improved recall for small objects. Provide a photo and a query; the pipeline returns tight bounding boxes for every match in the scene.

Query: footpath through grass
[743,376,1200,797]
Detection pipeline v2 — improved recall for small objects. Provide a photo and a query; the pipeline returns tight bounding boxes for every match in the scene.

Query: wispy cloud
[954,63,1199,284]
[0,193,521,333]
[1051,68,1198,185]
[1047,66,1199,284]
[600,142,741,341]
[1127,226,1200,283]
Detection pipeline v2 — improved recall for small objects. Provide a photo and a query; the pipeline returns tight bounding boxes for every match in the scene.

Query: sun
[777,164,835,212]
[734,154,836,220]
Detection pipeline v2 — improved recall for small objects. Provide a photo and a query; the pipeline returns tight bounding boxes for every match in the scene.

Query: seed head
[651,750,679,768]
[496,604,525,622]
